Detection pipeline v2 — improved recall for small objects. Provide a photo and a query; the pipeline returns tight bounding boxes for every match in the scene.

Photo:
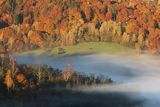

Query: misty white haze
[14,54,160,107]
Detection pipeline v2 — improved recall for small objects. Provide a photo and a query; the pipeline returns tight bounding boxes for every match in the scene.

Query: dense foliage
[0,0,160,53]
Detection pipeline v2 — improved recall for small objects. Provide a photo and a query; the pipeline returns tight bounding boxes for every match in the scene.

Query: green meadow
[18,42,136,56]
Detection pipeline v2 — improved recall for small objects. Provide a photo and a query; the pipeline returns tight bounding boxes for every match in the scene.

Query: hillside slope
[0,0,160,53]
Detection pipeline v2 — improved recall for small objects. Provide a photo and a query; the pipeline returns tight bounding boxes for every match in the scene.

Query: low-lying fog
[14,54,160,107]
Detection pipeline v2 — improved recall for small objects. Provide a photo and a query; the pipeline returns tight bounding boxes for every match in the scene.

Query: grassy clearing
[17,42,136,56]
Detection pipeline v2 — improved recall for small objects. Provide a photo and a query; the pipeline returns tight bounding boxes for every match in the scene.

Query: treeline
[0,0,160,53]
[0,57,112,94]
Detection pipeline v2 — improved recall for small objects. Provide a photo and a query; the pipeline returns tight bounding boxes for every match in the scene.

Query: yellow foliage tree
[15,73,29,89]
[4,70,14,90]
[121,32,130,45]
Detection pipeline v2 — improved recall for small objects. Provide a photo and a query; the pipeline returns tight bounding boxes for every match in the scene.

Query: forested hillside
[0,0,160,53]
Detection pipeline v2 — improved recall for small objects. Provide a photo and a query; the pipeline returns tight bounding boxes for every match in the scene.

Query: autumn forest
[0,0,160,107]
[0,0,160,53]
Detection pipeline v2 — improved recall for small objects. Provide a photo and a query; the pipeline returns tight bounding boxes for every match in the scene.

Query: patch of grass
[17,42,136,56]
[18,48,47,56]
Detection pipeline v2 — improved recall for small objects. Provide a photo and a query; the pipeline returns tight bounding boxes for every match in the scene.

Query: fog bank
[14,54,160,107]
